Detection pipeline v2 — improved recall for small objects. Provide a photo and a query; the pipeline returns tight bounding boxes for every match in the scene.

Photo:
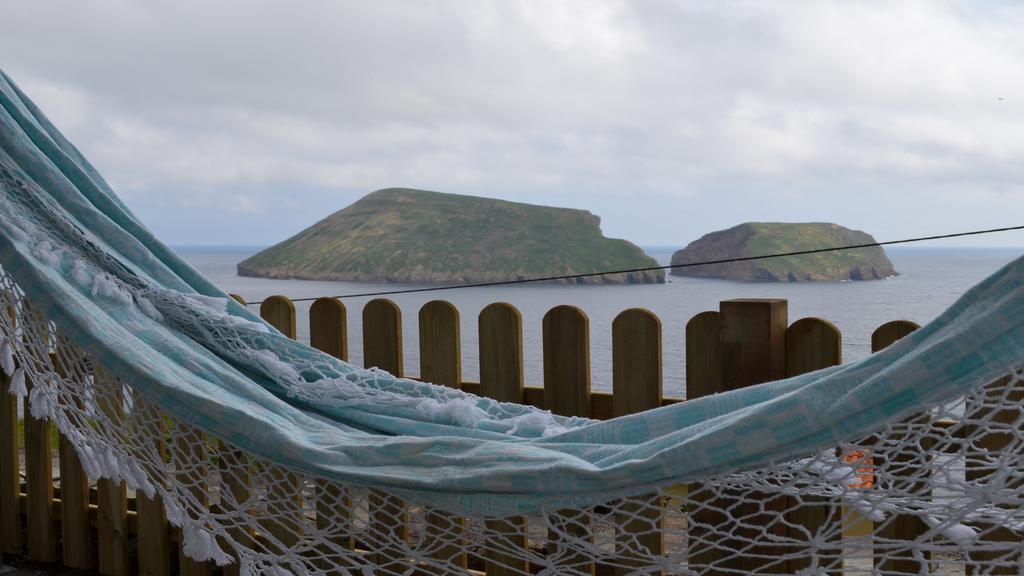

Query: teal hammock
[0,67,1021,523]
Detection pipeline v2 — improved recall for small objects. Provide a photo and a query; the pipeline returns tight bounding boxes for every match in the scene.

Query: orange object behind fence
[842,448,874,489]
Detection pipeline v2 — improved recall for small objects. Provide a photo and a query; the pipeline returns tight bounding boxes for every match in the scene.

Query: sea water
[179,246,1022,398]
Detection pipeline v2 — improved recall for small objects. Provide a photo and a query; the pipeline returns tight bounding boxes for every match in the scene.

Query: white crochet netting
[1,275,1023,575]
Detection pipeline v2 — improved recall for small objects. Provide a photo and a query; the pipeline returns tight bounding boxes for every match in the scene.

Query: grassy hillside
[670,222,896,282]
[239,188,663,284]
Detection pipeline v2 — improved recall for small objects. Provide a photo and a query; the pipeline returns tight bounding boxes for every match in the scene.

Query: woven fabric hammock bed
[1,69,1023,575]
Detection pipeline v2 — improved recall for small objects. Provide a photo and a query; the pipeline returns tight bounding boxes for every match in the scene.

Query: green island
[670,222,897,282]
[238,188,664,284]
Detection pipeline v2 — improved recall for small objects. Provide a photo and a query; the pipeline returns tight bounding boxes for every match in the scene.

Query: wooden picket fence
[0,295,1009,575]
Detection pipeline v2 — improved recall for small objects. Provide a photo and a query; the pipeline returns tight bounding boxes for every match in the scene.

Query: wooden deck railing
[5,294,999,575]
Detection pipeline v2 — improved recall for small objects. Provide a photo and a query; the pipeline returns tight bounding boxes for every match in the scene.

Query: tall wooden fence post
[965,373,1023,574]
[25,371,57,563]
[175,421,212,576]
[15,302,55,563]
[543,305,594,575]
[363,298,404,377]
[0,302,20,557]
[135,396,171,576]
[684,310,723,573]
[310,297,348,361]
[543,305,591,418]
[362,299,408,572]
[871,320,927,575]
[221,294,253,576]
[218,439,253,576]
[261,295,297,340]
[309,297,354,569]
[418,301,467,571]
[95,367,130,576]
[719,299,789,574]
[478,303,529,576]
[258,296,305,559]
[0,354,19,557]
[612,308,663,576]
[53,343,93,571]
[785,318,843,575]
[418,300,461,387]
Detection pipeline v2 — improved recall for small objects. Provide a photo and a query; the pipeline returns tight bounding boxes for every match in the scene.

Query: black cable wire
[240,224,1024,306]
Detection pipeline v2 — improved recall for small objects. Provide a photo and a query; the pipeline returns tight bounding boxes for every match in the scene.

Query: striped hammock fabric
[1,68,1022,574]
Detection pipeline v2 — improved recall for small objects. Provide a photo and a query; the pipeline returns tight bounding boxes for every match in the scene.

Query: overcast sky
[2,1,1023,248]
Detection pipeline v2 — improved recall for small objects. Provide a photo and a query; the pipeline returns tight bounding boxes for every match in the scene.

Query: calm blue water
[177,246,1022,398]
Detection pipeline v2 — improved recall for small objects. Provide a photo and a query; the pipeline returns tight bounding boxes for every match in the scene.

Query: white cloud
[1,0,1022,246]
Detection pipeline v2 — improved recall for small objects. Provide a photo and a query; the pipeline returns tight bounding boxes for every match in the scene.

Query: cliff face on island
[239,188,664,284]
[670,222,897,282]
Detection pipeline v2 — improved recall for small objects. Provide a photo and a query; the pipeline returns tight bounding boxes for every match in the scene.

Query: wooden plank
[871,320,919,353]
[0,300,20,555]
[418,301,461,387]
[58,417,92,569]
[174,420,212,576]
[496,385,681,418]
[542,305,594,576]
[478,302,528,576]
[869,320,930,575]
[24,373,57,562]
[479,303,524,404]
[95,367,130,576]
[257,299,304,559]
[785,318,842,575]
[965,375,1022,574]
[362,298,408,571]
[135,398,170,576]
[786,318,842,375]
[590,391,612,419]
[309,297,353,568]
[543,305,591,418]
[362,298,403,376]
[136,486,170,575]
[264,465,304,554]
[718,299,789,574]
[260,295,296,339]
[366,491,409,572]
[685,311,721,399]
[316,481,355,572]
[720,299,788,390]
[310,297,348,361]
[685,311,729,574]
[418,301,467,570]
[612,308,662,416]
[17,303,54,563]
[0,365,20,555]
[611,309,663,576]
[523,386,545,410]
[218,440,252,576]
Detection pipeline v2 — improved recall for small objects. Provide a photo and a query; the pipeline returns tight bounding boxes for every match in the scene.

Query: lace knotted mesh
[2,272,1022,575]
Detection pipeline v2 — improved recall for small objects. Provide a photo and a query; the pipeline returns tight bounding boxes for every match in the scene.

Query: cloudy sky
[2,1,1023,248]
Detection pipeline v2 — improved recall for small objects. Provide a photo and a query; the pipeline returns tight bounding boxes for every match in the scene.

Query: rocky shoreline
[237,265,664,285]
